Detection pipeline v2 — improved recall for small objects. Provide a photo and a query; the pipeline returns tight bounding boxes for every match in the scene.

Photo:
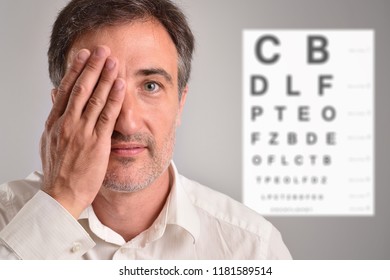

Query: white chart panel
[242,30,374,216]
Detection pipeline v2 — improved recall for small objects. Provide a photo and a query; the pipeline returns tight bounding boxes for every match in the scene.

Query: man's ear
[51,88,58,104]
[176,85,188,126]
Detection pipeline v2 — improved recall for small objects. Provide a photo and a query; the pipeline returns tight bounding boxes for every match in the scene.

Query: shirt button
[71,242,81,253]
[120,248,127,254]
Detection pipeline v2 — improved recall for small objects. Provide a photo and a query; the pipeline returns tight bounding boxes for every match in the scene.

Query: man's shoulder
[176,174,294,259]
[177,174,273,238]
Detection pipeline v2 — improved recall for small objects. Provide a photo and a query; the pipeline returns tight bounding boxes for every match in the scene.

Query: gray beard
[101,130,174,193]
[102,157,171,193]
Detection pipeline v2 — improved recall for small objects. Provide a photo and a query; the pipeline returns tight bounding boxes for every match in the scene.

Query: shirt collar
[79,161,200,244]
[166,161,200,243]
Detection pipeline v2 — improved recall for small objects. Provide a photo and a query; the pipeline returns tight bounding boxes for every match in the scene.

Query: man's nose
[113,90,142,135]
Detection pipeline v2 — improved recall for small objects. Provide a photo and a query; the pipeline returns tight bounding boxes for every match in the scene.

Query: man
[0,0,291,259]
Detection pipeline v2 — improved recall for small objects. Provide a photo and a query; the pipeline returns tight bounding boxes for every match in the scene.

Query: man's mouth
[111,143,147,157]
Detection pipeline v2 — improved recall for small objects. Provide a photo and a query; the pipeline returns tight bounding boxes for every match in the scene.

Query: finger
[65,46,111,119]
[94,78,126,138]
[81,56,119,129]
[47,49,91,124]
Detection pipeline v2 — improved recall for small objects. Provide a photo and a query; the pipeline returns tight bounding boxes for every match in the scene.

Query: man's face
[66,20,187,192]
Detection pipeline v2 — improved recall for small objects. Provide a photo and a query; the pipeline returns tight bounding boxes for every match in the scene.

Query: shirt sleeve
[0,239,19,259]
[0,191,95,259]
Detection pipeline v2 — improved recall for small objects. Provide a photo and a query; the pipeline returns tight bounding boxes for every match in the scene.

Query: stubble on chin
[102,130,175,193]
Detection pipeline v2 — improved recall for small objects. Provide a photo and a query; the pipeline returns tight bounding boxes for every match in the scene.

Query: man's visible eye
[143,81,161,93]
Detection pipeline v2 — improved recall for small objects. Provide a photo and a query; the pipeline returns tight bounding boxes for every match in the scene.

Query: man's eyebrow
[135,68,173,85]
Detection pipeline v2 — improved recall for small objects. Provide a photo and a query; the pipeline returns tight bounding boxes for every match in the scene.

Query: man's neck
[91,169,172,242]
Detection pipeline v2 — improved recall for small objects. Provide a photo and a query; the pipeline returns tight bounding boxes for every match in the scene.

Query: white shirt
[0,162,291,259]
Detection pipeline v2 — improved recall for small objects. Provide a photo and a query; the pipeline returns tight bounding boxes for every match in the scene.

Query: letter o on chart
[252,155,262,165]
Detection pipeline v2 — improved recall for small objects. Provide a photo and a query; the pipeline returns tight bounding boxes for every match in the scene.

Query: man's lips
[111,143,147,157]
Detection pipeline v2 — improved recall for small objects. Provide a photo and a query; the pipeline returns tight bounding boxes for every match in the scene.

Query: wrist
[42,189,88,219]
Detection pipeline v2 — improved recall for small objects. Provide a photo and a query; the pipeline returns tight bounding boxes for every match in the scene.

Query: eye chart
[242,30,374,216]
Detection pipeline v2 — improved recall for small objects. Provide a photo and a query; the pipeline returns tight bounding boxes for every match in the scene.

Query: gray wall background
[0,0,389,259]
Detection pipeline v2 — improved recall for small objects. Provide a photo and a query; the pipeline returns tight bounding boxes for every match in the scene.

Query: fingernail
[105,57,116,70]
[94,46,106,58]
[77,49,90,63]
[113,79,125,90]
